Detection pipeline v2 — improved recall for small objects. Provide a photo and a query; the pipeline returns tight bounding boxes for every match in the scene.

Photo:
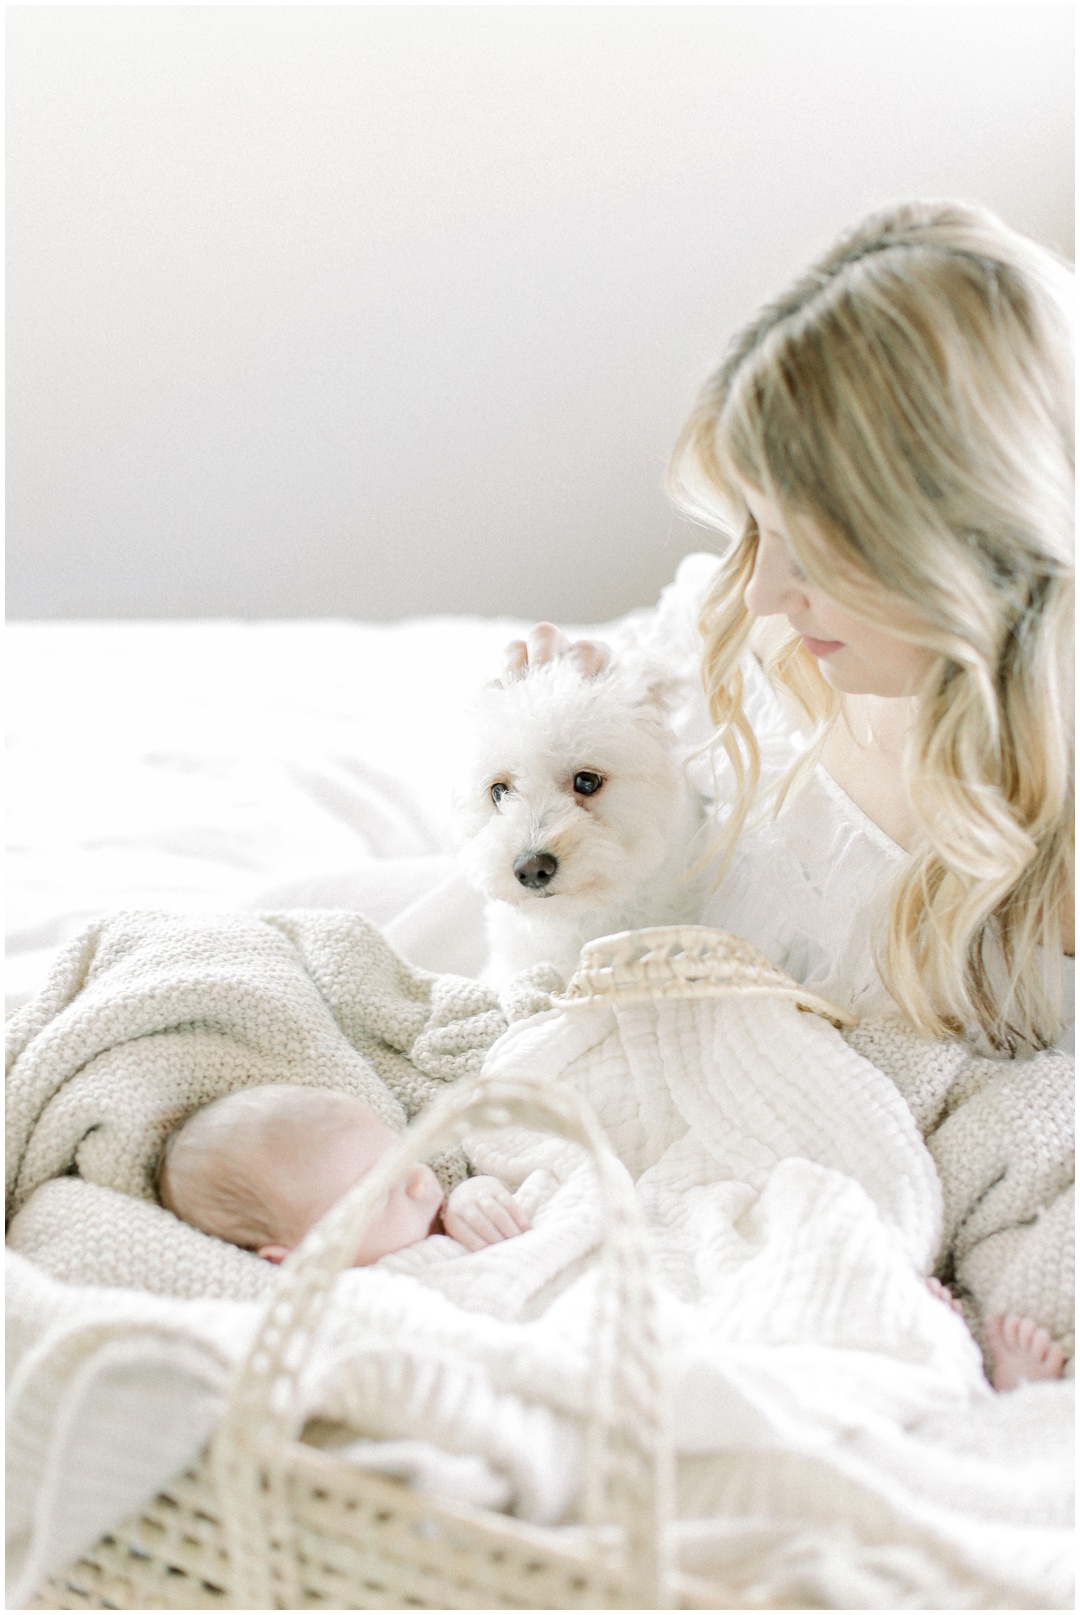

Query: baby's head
[158,1085,444,1265]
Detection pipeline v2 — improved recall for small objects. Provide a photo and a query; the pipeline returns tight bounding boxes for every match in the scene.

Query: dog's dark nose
[514,851,558,889]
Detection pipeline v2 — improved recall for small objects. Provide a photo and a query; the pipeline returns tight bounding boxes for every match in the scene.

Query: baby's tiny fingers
[462,1207,508,1247]
[481,1199,528,1240]
[443,1210,488,1251]
[497,1196,531,1234]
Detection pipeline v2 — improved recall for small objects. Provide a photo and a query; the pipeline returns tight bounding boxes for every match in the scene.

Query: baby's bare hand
[502,623,611,684]
[443,1175,530,1251]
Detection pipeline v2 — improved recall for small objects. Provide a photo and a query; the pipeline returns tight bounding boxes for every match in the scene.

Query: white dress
[694,653,1077,1048]
[695,652,905,1022]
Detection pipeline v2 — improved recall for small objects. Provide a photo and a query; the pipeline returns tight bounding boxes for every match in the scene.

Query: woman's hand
[443,1174,531,1250]
[502,622,612,683]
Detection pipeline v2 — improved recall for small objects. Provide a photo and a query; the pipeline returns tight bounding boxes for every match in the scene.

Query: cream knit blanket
[844,1019,1074,1363]
[6,910,561,1296]
[6,915,1074,1610]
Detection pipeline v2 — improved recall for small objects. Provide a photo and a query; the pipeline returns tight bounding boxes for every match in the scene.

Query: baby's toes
[1026,1321,1064,1373]
[927,1277,965,1316]
[1044,1337,1067,1376]
[984,1312,1067,1391]
[1000,1313,1023,1352]
[983,1313,1005,1348]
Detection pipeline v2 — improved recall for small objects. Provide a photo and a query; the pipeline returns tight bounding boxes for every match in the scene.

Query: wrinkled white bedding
[6,565,712,1008]
[6,615,520,1002]
[14,971,1071,1612]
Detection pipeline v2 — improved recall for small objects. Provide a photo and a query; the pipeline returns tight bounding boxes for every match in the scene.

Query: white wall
[7,5,1074,623]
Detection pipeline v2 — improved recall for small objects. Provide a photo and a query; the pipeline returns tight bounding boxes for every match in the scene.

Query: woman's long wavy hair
[669,200,1074,1054]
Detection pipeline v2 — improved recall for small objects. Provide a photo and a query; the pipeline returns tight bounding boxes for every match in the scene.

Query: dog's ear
[623,661,689,716]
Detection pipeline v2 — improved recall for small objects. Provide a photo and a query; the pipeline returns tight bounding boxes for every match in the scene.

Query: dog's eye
[490,782,510,805]
[573,771,604,797]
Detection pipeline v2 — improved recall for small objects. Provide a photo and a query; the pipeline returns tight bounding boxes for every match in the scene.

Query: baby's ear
[256,1243,292,1264]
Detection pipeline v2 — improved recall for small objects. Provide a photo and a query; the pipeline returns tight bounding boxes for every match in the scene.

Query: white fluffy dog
[453,655,704,986]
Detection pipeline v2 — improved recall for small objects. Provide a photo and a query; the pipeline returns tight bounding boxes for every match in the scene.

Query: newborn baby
[158,1084,529,1265]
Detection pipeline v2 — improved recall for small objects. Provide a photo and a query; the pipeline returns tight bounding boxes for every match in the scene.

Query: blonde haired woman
[511,200,1073,1386]
[674,198,1072,1054]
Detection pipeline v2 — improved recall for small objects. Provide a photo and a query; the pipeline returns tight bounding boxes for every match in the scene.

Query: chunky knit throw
[6,911,1073,1361]
[6,910,560,1229]
[6,921,1073,1612]
[844,1018,1075,1364]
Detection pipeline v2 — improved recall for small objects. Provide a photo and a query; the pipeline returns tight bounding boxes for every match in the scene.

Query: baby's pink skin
[257,1111,528,1267]
[926,1276,966,1318]
[983,1313,1067,1392]
[256,1119,444,1266]
[926,1281,1067,1393]
[443,1175,530,1250]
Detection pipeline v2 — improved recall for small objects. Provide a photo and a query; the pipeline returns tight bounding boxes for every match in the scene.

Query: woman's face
[739,485,931,698]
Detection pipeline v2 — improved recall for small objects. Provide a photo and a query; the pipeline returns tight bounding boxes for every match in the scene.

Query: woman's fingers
[500,623,612,683]
[568,639,611,678]
[501,639,529,681]
[525,622,572,664]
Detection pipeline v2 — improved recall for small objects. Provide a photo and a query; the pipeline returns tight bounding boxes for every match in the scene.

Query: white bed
[7,546,718,1005]
[6,572,1074,1612]
[6,608,634,1005]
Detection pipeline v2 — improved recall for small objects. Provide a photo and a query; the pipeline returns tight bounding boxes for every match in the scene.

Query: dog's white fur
[453,658,704,986]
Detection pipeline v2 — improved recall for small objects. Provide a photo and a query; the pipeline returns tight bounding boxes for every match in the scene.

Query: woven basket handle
[210,1070,672,1609]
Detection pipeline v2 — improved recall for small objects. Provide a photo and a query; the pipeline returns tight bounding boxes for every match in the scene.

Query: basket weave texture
[556,925,854,1026]
[30,926,849,1611]
[32,1078,678,1607]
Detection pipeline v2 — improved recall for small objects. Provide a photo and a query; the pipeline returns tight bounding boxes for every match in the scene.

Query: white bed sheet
[7,602,666,1008]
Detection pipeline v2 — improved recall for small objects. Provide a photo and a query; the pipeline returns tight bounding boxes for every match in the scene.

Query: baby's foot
[983,1313,1066,1391]
[926,1276,966,1318]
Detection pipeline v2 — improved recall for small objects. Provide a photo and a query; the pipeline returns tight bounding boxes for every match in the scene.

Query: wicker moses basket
[29,927,847,1612]
[29,1074,675,1609]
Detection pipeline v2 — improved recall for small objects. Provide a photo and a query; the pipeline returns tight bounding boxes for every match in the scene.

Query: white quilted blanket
[7,930,1073,1610]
